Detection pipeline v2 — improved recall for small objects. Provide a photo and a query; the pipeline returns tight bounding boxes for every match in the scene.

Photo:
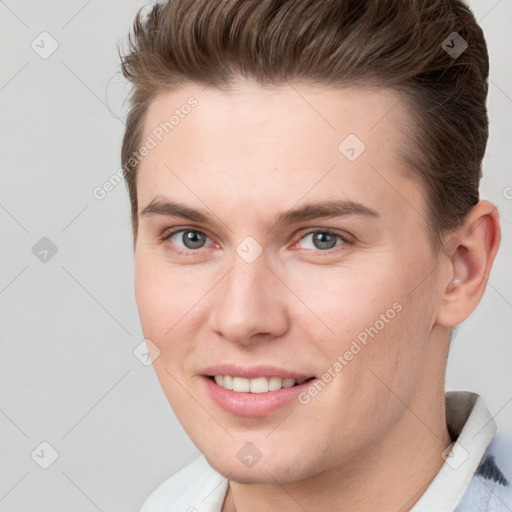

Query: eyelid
[160,226,210,241]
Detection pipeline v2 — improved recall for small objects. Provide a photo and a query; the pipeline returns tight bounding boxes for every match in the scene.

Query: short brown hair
[119,0,489,251]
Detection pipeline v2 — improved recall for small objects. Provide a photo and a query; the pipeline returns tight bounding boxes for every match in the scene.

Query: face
[134,82,447,484]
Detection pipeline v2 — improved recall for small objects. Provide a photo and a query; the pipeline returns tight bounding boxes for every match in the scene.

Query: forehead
[137,82,424,228]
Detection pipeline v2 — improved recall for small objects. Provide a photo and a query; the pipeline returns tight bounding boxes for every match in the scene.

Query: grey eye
[298,231,342,250]
[172,230,208,250]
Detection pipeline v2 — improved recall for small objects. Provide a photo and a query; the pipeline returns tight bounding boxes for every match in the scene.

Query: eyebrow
[139,197,380,229]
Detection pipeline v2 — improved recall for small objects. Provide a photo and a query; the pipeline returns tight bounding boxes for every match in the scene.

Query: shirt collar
[411,391,497,511]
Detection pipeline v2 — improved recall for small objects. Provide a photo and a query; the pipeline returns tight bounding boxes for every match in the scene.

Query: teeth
[212,375,309,393]
[232,376,250,392]
[250,377,268,393]
[282,378,296,388]
[223,375,233,390]
[268,376,283,391]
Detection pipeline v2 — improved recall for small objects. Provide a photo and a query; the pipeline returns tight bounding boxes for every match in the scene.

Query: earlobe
[436,201,501,328]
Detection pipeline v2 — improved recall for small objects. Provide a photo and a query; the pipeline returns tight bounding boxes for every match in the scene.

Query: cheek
[134,253,180,345]
[134,257,164,335]
[289,258,434,373]
[134,253,211,361]
[135,251,187,319]
[291,266,434,433]
[289,265,398,344]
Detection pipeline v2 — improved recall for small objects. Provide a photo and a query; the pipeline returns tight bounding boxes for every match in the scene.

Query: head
[119,0,500,485]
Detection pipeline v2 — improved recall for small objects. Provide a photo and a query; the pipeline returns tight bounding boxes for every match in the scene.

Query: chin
[203,449,317,485]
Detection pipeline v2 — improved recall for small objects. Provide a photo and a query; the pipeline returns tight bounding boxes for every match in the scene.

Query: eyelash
[159,227,354,256]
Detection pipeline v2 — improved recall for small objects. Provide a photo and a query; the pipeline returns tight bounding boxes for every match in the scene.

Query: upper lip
[202,364,314,380]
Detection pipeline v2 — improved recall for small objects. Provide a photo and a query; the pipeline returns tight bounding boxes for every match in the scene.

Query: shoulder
[456,429,512,512]
[476,430,512,485]
[140,454,228,512]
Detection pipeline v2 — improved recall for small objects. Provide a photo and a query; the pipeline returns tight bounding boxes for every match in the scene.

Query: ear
[436,201,501,327]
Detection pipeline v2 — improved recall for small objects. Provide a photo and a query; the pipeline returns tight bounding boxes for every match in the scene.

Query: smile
[210,375,312,393]
[203,374,319,417]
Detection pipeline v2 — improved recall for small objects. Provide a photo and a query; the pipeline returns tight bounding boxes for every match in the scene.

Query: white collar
[411,391,496,511]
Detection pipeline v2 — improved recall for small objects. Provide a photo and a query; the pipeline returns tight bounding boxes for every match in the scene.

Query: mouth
[202,373,319,417]
[206,375,316,393]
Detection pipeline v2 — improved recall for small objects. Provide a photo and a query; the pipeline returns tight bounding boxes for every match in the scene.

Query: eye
[160,228,214,253]
[295,229,350,251]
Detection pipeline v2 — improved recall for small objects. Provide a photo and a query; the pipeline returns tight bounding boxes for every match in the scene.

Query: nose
[208,251,290,346]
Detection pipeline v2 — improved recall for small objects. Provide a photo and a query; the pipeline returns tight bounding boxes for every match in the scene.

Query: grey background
[0,0,511,510]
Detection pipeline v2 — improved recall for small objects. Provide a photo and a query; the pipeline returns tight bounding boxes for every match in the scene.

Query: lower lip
[202,376,316,417]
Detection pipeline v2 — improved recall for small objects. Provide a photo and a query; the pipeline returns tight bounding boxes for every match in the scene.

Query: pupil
[183,231,205,249]
[313,232,337,250]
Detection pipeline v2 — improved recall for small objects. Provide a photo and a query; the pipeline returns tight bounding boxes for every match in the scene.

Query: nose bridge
[209,250,288,343]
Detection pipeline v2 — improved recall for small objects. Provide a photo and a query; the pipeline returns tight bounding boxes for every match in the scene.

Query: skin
[133,81,500,512]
